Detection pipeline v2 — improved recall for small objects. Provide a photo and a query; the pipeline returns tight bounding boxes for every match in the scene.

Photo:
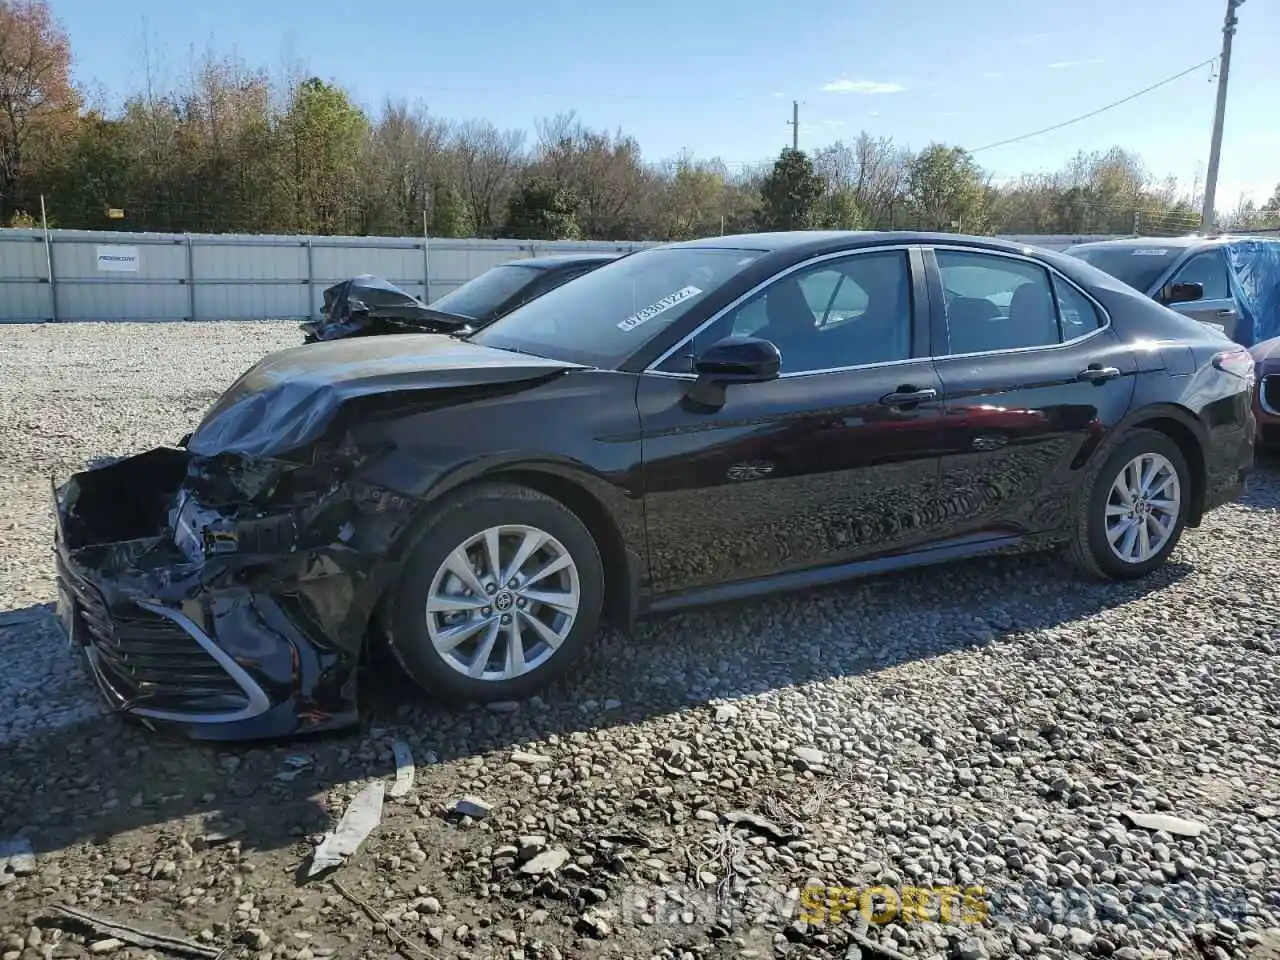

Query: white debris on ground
[1,320,1279,960]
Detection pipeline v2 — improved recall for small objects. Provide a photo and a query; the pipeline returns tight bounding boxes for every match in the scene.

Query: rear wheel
[1066,428,1190,580]
[386,483,604,703]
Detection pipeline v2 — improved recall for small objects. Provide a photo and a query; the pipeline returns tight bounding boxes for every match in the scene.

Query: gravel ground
[2,321,1280,960]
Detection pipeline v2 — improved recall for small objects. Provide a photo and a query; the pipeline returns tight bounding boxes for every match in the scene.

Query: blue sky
[53,0,1279,207]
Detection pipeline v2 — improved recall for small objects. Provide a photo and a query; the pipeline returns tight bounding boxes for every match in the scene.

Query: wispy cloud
[1017,32,1050,45]
[982,71,1003,78]
[820,78,906,95]
[772,91,783,99]
[821,119,846,126]
[1047,58,1105,69]
[870,111,881,118]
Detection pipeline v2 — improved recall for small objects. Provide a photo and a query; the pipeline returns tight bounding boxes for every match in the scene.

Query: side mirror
[692,336,781,383]
[347,297,370,315]
[1162,281,1204,305]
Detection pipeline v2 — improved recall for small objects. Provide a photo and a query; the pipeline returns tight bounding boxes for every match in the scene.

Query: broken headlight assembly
[168,435,379,563]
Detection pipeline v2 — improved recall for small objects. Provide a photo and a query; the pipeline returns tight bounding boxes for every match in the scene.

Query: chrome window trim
[644,244,920,380]
[927,243,1114,359]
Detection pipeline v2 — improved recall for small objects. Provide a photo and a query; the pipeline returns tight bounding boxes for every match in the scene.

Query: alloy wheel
[1104,452,1181,565]
[425,524,581,681]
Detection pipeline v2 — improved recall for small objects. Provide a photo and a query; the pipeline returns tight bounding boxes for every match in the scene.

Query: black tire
[385,482,604,704]
[1065,428,1191,581]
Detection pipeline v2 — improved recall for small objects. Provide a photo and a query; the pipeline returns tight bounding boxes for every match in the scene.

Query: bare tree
[452,119,526,237]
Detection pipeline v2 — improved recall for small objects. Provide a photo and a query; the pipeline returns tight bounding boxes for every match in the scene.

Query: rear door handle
[1215,308,1236,317]
[1077,365,1122,383]
[879,386,938,406]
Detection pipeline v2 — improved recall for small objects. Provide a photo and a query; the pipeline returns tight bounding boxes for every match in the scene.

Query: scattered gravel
[3,321,1280,960]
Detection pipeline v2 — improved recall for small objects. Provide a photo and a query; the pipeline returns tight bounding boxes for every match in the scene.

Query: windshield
[470,246,765,367]
[429,264,541,320]
[1065,245,1185,294]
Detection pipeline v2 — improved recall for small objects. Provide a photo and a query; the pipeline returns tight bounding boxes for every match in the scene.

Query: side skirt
[643,532,1042,616]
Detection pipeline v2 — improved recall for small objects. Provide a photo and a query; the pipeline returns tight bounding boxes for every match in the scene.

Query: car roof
[662,230,1062,258]
[503,253,624,269]
[1066,235,1219,253]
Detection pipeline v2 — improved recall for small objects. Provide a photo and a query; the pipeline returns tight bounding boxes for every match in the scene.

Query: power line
[969,58,1217,154]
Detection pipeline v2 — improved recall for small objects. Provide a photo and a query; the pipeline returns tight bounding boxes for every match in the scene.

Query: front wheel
[1066,428,1191,581]
[386,483,604,703]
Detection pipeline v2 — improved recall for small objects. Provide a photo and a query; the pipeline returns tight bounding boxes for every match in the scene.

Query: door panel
[927,248,1137,540]
[639,246,943,597]
[638,364,945,595]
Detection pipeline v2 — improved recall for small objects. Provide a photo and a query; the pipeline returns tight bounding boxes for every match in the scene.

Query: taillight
[1212,347,1255,382]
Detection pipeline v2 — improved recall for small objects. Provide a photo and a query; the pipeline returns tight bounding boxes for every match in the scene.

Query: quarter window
[660,250,912,375]
[1172,251,1231,300]
[1051,274,1104,336]
[937,251,1062,354]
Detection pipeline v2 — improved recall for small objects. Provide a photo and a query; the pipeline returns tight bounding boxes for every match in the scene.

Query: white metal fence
[0,229,1125,323]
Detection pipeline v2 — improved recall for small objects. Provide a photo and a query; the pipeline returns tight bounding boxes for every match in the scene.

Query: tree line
[2,0,1278,241]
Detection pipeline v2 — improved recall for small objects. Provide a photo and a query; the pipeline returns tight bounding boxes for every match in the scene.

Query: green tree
[906,144,988,233]
[428,180,470,237]
[758,147,823,231]
[1263,184,1280,217]
[284,77,369,234]
[503,177,580,239]
[41,111,134,228]
[817,187,864,229]
[657,157,725,240]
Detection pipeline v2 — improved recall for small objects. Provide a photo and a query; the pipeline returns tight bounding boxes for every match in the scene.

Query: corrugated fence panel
[194,237,310,321]
[0,228,1126,323]
[426,243,516,298]
[312,241,422,284]
[0,233,53,321]
[193,276,310,323]
[1,233,49,279]
[51,232,189,321]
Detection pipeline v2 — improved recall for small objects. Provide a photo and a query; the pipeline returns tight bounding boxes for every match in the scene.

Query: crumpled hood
[187,334,580,458]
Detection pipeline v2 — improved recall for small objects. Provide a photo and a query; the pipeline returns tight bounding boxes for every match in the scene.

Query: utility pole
[1201,0,1245,231]
[788,100,799,151]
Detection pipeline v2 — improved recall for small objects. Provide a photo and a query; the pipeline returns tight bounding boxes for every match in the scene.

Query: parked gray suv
[1065,235,1280,347]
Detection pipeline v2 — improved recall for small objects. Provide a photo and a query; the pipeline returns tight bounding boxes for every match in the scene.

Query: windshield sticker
[1132,248,1170,256]
[617,286,703,332]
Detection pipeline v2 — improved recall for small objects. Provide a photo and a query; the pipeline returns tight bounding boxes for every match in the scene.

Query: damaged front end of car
[53,333,584,740]
[52,433,421,741]
[300,274,471,343]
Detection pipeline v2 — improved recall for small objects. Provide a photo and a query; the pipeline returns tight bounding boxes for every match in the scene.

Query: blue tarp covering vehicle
[1065,235,1280,348]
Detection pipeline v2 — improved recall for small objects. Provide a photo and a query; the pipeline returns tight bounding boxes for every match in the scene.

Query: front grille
[1263,376,1280,414]
[56,553,247,708]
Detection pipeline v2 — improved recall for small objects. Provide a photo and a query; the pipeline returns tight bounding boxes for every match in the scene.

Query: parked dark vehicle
[299,254,621,343]
[1250,334,1280,450]
[54,231,1255,740]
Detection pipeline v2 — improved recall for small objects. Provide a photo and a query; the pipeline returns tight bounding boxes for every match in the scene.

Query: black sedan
[299,254,621,342]
[53,231,1256,740]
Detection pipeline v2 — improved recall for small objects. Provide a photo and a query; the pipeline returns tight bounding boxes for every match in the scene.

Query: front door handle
[1215,308,1236,318]
[879,386,938,406]
[1077,364,1122,383]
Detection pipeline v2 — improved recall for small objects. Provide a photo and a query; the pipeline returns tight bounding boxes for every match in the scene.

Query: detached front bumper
[52,447,409,741]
